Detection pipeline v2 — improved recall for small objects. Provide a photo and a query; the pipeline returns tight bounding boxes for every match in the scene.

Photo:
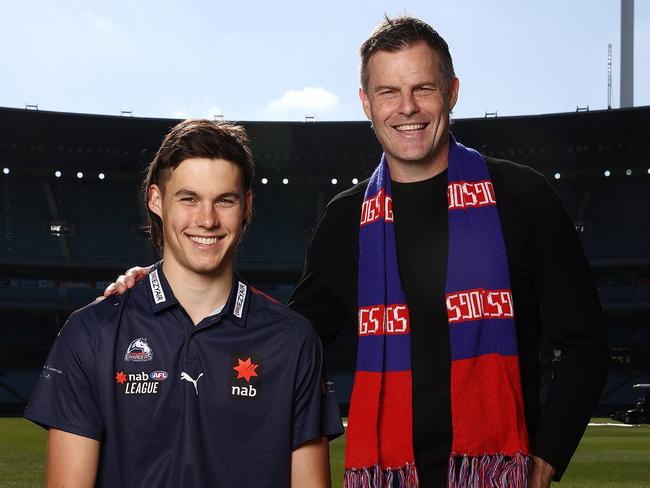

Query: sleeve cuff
[24,408,103,442]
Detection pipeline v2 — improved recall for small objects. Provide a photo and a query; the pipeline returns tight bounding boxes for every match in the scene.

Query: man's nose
[398,91,419,116]
[197,203,219,228]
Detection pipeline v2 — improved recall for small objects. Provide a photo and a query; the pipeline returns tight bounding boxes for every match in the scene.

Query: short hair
[360,15,455,93]
[143,119,255,254]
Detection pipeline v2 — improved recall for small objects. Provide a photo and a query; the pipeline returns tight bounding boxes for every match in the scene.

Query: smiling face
[148,157,251,280]
[360,41,459,181]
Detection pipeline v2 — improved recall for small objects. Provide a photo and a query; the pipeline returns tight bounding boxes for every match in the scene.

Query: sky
[1,0,648,122]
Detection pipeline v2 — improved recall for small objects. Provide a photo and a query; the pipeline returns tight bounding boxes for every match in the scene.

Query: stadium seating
[50,176,153,264]
[0,175,64,262]
[1,105,649,413]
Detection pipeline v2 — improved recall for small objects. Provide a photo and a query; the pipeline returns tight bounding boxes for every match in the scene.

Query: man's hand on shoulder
[103,266,152,297]
[528,455,555,488]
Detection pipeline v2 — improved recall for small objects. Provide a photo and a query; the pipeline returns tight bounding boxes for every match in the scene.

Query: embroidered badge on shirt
[124,337,154,362]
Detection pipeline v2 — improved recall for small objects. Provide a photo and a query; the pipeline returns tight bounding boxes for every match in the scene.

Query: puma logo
[181,372,204,395]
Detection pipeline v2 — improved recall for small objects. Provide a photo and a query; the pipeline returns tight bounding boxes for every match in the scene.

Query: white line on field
[341,421,638,428]
[587,422,635,427]
[341,421,639,429]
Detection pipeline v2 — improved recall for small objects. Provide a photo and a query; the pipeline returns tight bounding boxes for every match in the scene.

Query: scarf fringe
[344,463,419,488]
[447,452,530,488]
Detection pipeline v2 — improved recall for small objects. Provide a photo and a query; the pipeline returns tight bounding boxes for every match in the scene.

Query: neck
[162,259,233,325]
[387,139,450,183]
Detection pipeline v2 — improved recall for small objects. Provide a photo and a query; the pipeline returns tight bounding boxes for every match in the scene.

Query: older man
[288,16,607,488]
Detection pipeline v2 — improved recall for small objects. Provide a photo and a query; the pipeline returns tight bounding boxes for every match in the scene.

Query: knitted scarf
[344,134,530,488]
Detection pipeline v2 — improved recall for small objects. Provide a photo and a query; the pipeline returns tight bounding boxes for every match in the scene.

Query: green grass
[328,419,650,487]
[329,431,346,485]
[554,421,650,488]
[0,418,46,488]
[2,418,648,487]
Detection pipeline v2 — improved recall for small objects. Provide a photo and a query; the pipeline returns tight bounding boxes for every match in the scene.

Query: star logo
[233,357,258,383]
[115,371,127,384]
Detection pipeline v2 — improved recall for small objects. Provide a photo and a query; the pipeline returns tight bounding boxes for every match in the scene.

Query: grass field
[1,418,648,487]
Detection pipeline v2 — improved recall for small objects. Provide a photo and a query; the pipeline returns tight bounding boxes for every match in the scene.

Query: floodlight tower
[607,44,612,110]
[620,0,634,108]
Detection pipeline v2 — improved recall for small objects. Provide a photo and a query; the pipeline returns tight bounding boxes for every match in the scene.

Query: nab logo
[230,355,261,400]
[115,371,161,395]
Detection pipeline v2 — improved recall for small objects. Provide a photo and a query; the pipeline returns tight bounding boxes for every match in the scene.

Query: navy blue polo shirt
[25,263,343,487]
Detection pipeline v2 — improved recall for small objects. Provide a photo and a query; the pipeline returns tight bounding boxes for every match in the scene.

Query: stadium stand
[1,105,649,415]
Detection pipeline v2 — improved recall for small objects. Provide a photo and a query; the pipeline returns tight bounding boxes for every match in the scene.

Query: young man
[106,17,607,488]
[26,119,342,487]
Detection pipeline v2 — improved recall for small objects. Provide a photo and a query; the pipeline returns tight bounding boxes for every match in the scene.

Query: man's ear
[243,190,253,226]
[148,185,163,218]
[447,77,460,112]
[359,87,372,121]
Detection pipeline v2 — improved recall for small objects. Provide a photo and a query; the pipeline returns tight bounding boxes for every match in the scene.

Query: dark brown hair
[144,119,255,254]
[360,15,455,92]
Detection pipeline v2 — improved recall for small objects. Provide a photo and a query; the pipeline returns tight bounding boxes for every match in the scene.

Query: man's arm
[289,311,343,484]
[528,171,608,481]
[291,436,331,488]
[47,429,101,488]
[289,195,359,346]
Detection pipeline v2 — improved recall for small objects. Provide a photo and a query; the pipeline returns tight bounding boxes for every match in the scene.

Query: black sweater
[289,157,608,486]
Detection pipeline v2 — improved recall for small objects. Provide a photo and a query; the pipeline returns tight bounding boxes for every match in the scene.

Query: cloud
[93,17,112,33]
[267,87,339,113]
[83,13,113,33]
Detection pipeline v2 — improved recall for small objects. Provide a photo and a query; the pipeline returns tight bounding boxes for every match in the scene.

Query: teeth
[189,236,219,245]
[395,123,426,131]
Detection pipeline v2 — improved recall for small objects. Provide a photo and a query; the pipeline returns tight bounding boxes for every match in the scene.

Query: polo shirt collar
[221,271,251,327]
[147,261,178,313]
[147,262,251,327]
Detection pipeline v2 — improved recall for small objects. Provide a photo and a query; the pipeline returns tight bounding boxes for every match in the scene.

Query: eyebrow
[173,189,241,200]
[372,84,398,92]
[174,189,199,199]
[373,81,439,92]
[215,192,242,201]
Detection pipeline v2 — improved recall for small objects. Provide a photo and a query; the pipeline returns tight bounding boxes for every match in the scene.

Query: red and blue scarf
[344,134,530,487]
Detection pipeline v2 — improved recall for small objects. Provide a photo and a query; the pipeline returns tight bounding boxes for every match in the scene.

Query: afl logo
[151,371,168,381]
